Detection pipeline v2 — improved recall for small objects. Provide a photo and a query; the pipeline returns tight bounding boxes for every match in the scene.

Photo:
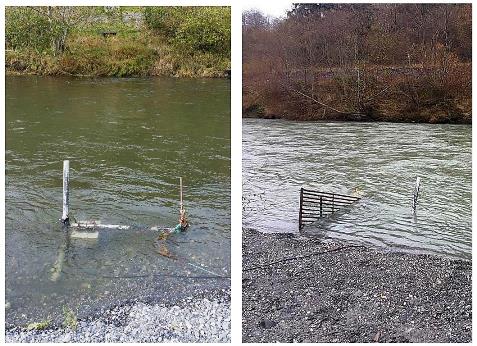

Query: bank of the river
[6,48,230,78]
[6,41,230,79]
[6,289,230,343]
[242,100,472,124]
[242,229,471,343]
[6,7,230,78]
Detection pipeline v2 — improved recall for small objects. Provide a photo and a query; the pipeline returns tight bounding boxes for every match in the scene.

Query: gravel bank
[6,289,230,343]
[242,229,471,343]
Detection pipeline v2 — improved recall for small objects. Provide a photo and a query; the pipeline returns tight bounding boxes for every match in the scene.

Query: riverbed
[243,119,471,260]
[6,76,231,326]
[242,229,471,343]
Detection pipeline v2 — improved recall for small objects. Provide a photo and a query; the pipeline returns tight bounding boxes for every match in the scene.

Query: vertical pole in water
[320,196,323,217]
[61,160,70,226]
[331,194,335,213]
[298,188,303,231]
[412,177,421,214]
[179,177,183,213]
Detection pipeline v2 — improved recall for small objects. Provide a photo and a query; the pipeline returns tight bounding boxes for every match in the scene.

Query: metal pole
[332,194,334,213]
[61,160,70,225]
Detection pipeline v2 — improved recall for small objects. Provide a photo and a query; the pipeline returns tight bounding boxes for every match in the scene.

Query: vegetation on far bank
[6,6,230,78]
[243,4,471,123]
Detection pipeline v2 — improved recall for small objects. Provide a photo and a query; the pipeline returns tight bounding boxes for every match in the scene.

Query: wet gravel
[6,289,230,343]
[242,229,471,343]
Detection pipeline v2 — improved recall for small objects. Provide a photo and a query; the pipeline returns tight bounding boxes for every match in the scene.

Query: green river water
[6,76,230,326]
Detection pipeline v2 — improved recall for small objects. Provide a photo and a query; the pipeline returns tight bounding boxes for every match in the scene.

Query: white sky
[242,1,292,18]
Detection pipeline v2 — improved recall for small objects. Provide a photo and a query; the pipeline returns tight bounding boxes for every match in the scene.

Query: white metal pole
[62,160,70,224]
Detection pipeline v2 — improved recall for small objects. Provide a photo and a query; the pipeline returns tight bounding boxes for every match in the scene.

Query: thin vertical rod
[332,194,334,213]
[180,177,183,212]
[412,177,421,213]
[62,160,70,225]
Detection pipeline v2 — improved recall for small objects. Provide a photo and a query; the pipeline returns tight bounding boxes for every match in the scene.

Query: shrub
[144,6,231,56]
[144,7,183,38]
[5,7,61,53]
[174,7,231,55]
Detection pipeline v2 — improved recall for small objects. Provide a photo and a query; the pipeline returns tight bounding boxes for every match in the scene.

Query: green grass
[26,320,50,331]
[62,306,78,330]
[6,30,229,78]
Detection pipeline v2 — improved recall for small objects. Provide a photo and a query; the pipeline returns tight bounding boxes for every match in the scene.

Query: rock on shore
[242,229,471,343]
[6,289,230,343]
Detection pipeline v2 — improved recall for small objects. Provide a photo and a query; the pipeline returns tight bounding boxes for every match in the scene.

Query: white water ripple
[243,119,471,260]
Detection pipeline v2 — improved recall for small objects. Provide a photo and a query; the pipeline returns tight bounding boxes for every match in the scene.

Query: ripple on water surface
[6,76,230,325]
[243,119,471,260]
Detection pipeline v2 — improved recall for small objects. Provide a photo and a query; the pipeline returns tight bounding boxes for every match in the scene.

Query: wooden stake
[61,160,70,225]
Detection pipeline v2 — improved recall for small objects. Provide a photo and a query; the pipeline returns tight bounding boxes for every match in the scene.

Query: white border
[231,2,242,344]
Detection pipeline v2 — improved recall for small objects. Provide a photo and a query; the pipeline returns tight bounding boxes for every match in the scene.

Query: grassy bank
[6,7,230,78]
[6,34,230,78]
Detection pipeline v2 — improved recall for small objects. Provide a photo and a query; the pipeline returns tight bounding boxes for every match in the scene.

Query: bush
[174,7,231,55]
[6,7,61,53]
[144,6,230,55]
[59,35,155,77]
[144,7,183,37]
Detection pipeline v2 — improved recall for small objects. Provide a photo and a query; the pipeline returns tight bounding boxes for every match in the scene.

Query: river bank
[6,41,230,79]
[6,7,230,78]
[242,228,471,343]
[6,289,230,342]
[242,103,472,124]
[242,66,472,124]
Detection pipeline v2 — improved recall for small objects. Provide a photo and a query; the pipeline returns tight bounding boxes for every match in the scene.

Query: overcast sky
[242,2,292,18]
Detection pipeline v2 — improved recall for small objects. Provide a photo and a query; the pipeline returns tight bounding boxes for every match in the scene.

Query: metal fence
[299,188,360,230]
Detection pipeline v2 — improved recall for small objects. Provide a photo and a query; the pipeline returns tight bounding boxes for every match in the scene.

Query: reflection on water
[6,76,230,325]
[243,119,471,260]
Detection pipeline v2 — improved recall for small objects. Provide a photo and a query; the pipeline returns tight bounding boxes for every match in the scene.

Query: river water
[6,76,230,325]
[243,119,471,260]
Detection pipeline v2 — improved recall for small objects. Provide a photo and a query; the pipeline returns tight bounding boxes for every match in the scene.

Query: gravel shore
[6,289,230,343]
[242,229,471,343]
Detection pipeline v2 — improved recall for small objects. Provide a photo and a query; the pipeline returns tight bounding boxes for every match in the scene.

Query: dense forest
[6,6,230,77]
[243,4,471,123]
